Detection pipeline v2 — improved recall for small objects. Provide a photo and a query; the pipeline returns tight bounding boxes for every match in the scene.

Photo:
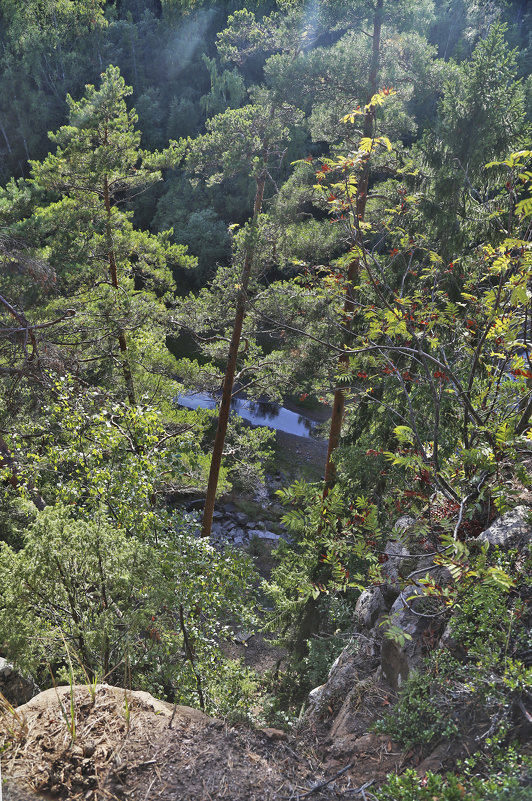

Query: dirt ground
[274,430,328,480]
[221,630,286,675]
[1,684,403,801]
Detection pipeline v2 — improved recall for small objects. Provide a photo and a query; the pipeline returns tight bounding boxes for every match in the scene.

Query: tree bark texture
[201,168,267,537]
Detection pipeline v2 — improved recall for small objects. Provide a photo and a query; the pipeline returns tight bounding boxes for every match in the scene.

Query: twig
[518,698,532,724]
[178,605,205,712]
[142,776,157,801]
[168,703,178,730]
[452,471,488,539]
[294,763,352,799]
[341,780,376,797]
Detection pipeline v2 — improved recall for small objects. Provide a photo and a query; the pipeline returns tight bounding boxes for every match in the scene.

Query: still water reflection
[176,392,316,438]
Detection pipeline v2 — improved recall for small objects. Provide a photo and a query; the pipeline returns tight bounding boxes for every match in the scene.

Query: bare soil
[221,631,286,675]
[1,685,404,801]
[274,430,328,479]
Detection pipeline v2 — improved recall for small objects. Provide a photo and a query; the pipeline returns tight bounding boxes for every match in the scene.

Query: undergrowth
[377,753,532,801]
[374,544,531,795]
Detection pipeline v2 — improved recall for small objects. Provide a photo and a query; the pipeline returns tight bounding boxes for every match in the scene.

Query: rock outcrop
[0,658,39,707]
[380,586,434,690]
[477,505,532,549]
[305,504,531,742]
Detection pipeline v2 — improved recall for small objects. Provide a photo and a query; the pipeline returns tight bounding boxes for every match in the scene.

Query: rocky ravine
[304,507,532,773]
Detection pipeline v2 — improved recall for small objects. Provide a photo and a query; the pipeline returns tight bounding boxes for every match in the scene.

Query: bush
[374,669,459,748]
[0,504,257,713]
[377,757,532,801]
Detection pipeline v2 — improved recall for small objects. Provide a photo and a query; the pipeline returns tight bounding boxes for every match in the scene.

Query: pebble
[205,505,286,548]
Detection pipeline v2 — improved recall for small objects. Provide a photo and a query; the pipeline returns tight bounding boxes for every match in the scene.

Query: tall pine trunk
[201,164,267,538]
[103,174,136,407]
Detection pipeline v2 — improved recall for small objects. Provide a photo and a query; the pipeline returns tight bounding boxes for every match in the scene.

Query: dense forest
[1,1,531,799]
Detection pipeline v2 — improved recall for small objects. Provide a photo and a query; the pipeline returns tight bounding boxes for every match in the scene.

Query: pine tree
[186,95,302,537]
[25,65,191,404]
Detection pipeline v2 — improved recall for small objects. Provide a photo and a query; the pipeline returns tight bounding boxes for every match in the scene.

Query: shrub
[0,504,257,713]
[377,757,532,801]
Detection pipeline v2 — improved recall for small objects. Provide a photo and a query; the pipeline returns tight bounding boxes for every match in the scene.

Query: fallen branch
[341,780,377,799]
[293,763,352,799]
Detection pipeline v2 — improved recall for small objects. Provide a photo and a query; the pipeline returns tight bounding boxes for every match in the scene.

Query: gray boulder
[477,506,532,550]
[353,587,386,630]
[308,683,325,707]
[438,621,468,660]
[380,586,434,691]
[247,528,279,541]
[380,540,413,605]
[307,635,379,717]
[380,516,417,588]
[257,530,280,541]
[381,540,411,584]
[394,515,417,535]
[307,647,360,715]
[0,658,39,707]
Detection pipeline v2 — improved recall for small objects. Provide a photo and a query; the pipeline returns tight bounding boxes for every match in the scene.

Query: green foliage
[0,65,195,413]
[1,0,532,779]
[376,546,532,752]
[187,94,303,186]
[200,53,246,118]
[0,0,107,180]
[302,597,354,690]
[419,23,527,255]
[169,208,231,285]
[223,415,275,492]
[4,377,210,536]
[0,496,37,550]
[375,670,459,748]
[262,479,383,694]
[377,758,532,801]
[0,503,257,713]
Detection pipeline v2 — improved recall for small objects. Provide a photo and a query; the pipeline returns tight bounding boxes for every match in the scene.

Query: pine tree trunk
[201,168,267,538]
[103,175,137,407]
